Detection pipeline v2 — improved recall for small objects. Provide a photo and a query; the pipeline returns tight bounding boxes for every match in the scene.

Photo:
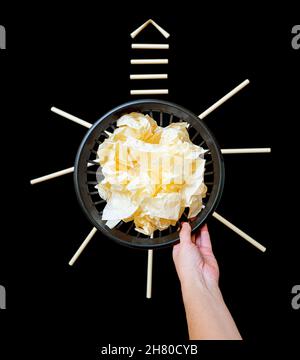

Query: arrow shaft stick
[131,43,169,49]
[221,148,271,154]
[212,212,266,252]
[69,227,98,266]
[51,107,92,128]
[146,249,154,299]
[131,59,168,65]
[30,163,94,185]
[130,89,168,95]
[199,79,250,119]
[130,74,168,80]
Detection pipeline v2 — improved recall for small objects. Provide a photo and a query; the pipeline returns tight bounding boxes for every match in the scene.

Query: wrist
[180,280,242,340]
[180,277,222,303]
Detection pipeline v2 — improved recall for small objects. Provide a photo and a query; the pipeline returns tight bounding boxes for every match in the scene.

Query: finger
[172,243,180,258]
[179,222,192,245]
[195,224,203,246]
[188,220,196,244]
[199,224,213,252]
[195,229,202,247]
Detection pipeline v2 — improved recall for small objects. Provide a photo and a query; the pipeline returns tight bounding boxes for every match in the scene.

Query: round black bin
[74,99,225,249]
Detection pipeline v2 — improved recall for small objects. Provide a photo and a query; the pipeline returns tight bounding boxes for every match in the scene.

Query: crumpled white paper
[95,112,207,236]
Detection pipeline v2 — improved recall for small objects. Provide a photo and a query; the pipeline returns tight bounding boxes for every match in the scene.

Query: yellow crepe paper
[96,112,207,236]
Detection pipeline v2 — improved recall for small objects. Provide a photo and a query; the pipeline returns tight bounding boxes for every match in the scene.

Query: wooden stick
[203,148,271,155]
[130,19,151,38]
[150,19,170,39]
[69,227,98,266]
[131,59,168,65]
[130,89,168,95]
[68,220,120,266]
[199,79,250,119]
[130,74,168,80]
[30,162,95,185]
[131,43,169,49]
[221,148,271,154]
[146,248,154,299]
[130,19,170,39]
[51,106,92,128]
[32,107,94,184]
[30,166,75,185]
[212,212,266,252]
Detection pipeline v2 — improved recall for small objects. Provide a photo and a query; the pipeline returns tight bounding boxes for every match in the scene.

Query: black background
[1,5,300,358]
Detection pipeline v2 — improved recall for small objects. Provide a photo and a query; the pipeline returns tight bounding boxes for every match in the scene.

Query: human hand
[173,222,219,293]
[173,222,242,340]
